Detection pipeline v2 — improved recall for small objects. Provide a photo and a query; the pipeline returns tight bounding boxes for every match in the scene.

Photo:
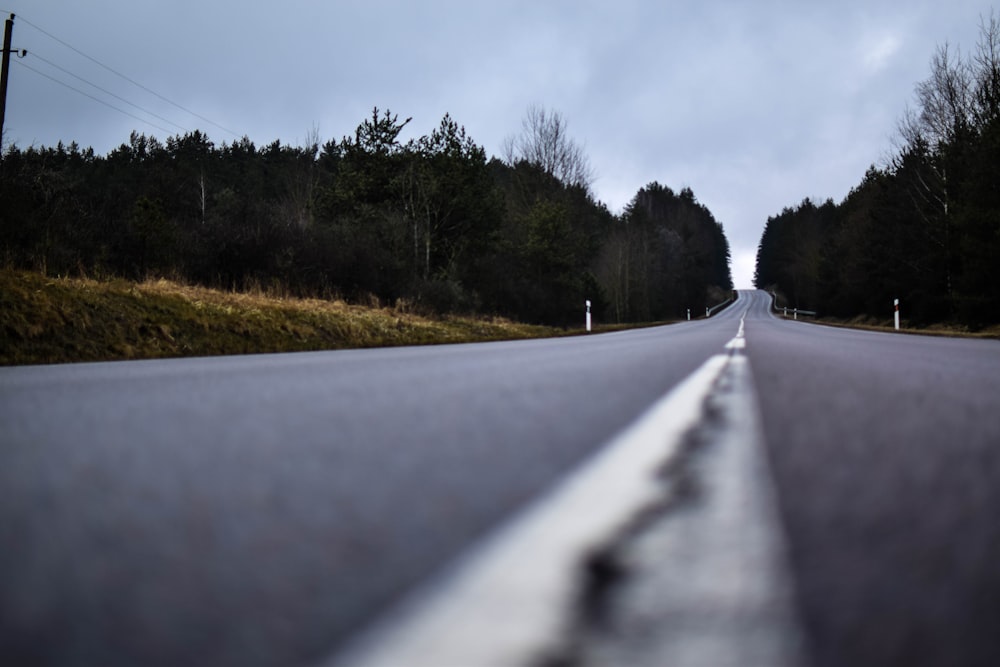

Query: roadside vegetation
[769,290,1000,338]
[0,269,578,365]
[782,313,1000,339]
[0,105,733,334]
[755,13,1000,331]
[818,317,1000,339]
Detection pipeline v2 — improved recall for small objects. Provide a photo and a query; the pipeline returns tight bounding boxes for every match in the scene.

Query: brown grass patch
[0,270,567,365]
[806,314,1000,339]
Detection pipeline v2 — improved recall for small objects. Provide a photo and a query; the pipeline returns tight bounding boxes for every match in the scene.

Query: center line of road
[324,317,802,667]
[725,309,748,350]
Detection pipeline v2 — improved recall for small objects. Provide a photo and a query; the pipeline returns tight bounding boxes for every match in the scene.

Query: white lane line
[325,309,804,667]
[572,354,806,666]
[725,309,748,349]
[326,354,732,667]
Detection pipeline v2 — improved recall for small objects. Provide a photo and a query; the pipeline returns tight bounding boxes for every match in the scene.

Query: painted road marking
[725,309,748,349]
[557,354,806,666]
[325,316,801,667]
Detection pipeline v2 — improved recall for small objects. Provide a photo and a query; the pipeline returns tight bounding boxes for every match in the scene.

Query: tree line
[1,106,732,326]
[755,13,1000,328]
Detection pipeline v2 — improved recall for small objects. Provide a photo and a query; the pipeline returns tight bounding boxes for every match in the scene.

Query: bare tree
[892,41,976,225]
[280,124,322,230]
[973,10,1000,126]
[916,43,974,149]
[502,104,595,191]
[892,42,976,304]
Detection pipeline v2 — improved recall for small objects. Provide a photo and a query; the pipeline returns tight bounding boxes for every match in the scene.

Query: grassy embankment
[767,291,1000,339]
[780,313,1000,339]
[0,270,598,366]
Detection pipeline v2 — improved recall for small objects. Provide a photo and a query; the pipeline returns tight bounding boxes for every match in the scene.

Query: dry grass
[798,313,1000,339]
[0,270,567,365]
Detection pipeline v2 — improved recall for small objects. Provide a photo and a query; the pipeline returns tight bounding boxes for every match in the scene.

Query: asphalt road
[744,292,1000,667]
[3,291,1000,667]
[0,298,743,666]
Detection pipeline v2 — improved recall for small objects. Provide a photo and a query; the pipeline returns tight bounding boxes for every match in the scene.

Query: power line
[13,59,175,136]
[15,13,240,138]
[27,50,191,134]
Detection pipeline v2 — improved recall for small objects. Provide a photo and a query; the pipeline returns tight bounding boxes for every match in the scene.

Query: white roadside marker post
[894,298,900,330]
[794,308,798,321]
[687,308,691,321]
[585,300,592,333]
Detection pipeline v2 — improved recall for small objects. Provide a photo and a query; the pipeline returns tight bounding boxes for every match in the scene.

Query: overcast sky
[2,1,995,287]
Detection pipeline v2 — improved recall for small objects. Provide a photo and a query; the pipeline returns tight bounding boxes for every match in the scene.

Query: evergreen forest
[1,106,733,327]
[755,14,1000,328]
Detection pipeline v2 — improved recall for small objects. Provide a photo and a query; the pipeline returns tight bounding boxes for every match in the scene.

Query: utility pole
[1,13,24,152]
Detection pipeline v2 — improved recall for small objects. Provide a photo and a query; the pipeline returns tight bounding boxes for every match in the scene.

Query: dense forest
[755,14,1000,328]
[1,106,732,327]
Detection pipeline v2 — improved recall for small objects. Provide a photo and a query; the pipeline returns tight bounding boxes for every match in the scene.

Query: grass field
[0,270,579,366]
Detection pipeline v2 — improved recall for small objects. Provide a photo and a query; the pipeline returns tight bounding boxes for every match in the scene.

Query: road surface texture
[1,300,741,666]
[2,290,1000,666]
[743,292,1000,667]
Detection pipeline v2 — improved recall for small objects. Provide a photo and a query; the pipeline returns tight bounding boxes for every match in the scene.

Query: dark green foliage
[597,183,733,323]
[1,107,733,327]
[755,14,1000,328]
[755,197,834,312]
